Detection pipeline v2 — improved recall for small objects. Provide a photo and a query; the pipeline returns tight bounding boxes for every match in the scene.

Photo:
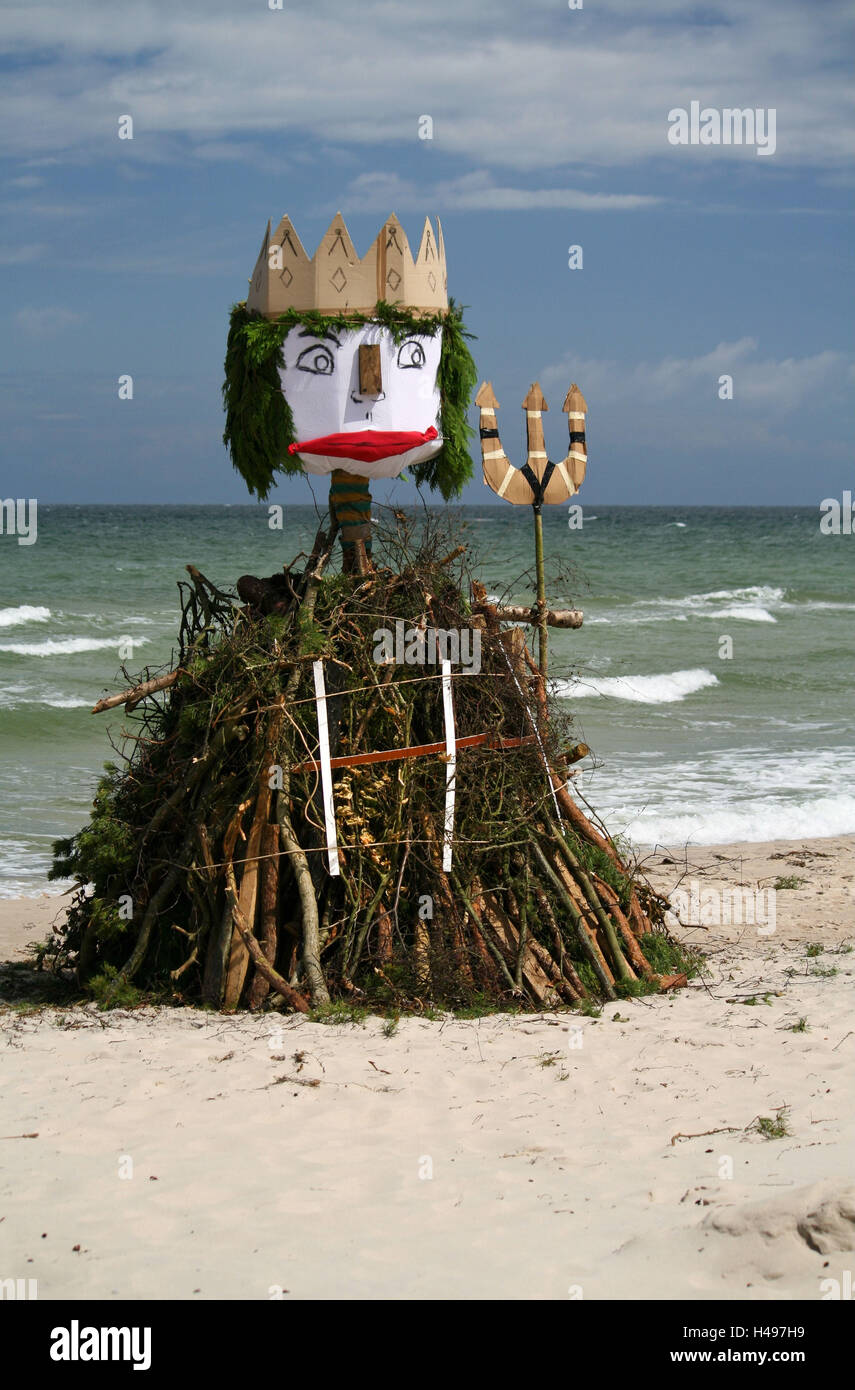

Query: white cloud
[191,140,270,163]
[15,306,84,338]
[6,201,93,219]
[0,243,48,265]
[0,0,850,174]
[541,338,850,412]
[345,171,660,213]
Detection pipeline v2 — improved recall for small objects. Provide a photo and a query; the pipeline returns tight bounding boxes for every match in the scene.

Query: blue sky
[0,0,852,505]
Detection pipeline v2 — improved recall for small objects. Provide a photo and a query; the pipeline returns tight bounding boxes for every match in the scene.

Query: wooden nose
[358,344,382,395]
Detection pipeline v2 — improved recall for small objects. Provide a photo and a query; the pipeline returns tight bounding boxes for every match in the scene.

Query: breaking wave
[552,667,719,705]
[607,795,855,847]
[0,604,51,629]
[0,636,148,657]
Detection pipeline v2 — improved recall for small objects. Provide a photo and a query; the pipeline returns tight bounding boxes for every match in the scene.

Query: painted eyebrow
[297,328,341,346]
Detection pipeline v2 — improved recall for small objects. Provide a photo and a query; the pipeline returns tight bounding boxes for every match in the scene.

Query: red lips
[288,427,438,464]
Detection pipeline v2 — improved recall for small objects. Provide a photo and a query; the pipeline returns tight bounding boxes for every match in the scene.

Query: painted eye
[296,343,335,375]
[397,338,426,369]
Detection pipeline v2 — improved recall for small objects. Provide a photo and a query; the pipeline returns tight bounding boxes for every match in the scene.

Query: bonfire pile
[51,515,683,1013]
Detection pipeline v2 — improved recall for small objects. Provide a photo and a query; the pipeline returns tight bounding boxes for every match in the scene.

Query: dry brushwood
[51,512,689,1013]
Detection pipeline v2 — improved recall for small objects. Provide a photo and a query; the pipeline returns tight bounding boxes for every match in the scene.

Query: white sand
[1,836,853,1301]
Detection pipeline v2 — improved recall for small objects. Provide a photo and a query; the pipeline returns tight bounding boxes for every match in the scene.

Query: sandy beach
[1,834,852,1301]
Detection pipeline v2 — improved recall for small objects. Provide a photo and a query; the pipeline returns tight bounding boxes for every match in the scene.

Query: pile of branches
[51,514,685,1014]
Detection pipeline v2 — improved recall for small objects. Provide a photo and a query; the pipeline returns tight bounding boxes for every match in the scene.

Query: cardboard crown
[246,212,448,319]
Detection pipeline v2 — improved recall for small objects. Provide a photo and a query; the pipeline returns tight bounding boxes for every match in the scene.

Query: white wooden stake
[441,659,456,872]
[312,660,340,876]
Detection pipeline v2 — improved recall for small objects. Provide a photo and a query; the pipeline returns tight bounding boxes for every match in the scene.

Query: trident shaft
[477,379,588,676]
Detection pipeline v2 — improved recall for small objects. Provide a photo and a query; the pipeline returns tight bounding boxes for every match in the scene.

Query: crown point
[522,382,548,411]
[563,384,587,413]
[475,381,500,409]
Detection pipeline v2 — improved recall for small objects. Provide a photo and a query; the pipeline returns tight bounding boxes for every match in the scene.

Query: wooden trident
[477,379,588,676]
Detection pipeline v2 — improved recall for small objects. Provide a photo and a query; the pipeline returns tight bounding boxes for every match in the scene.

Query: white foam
[788,600,855,613]
[0,683,90,709]
[0,879,72,901]
[0,604,51,629]
[596,585,788,627]
[652,585,784,612]
[709,605,777,623]
[0,682,34,704]
[0,636,148,657]
[582,743,855,846]
[552,667,719,705]
[616,795,855,847]
[703,587,784,601]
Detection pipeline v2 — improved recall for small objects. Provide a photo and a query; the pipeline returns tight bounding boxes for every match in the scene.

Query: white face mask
[278,323,443,478]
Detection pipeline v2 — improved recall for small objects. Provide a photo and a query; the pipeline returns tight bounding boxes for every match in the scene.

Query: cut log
[548,823,635,983]
[480,893,561,1008]
[594,876,655,981]
[531,842,616,1000]
[490,604,583,629]
[524,931,579,1005]
[92,669,179,714]
[224,864,309,1013]
[561,743,590,765]
[223,780,272,1010]
[375,907,394,963]
[532,883,585,999]
[500,624,529,681]
[203,901,234,1008]
[278,804,330,1008]
[247,823,281,1008]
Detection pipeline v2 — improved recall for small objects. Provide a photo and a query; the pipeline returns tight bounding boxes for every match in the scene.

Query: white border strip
[441,659,456,872]
[496,465,515,498]
[312,660,340,877]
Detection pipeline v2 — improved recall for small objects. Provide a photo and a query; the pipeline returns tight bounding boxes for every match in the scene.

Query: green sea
[1,504,853,897]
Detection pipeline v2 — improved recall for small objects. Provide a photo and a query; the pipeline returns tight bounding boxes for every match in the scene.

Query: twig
[670,1127,741,1146]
